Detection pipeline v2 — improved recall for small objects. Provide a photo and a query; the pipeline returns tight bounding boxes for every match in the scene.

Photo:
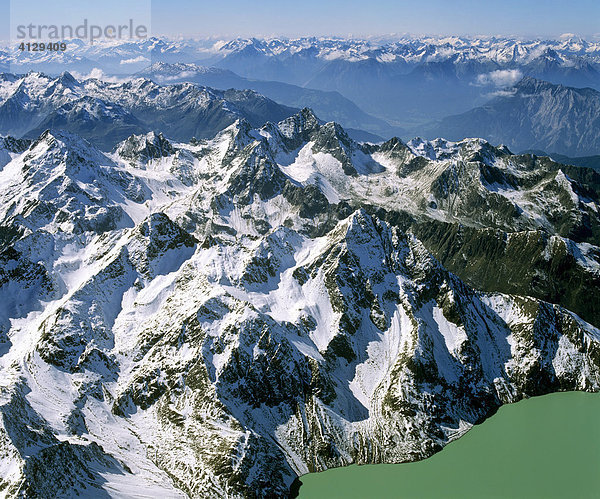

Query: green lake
[298,391,600,498]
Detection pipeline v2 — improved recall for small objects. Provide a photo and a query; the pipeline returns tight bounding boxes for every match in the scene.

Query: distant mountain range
[424,77,600,157]
[4,36,600,131]
[152,37,600,126]
[524,151,600,171]
[0,71,395,150]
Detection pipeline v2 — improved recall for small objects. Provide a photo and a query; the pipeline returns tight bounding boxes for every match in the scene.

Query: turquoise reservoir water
[299,391,600,498]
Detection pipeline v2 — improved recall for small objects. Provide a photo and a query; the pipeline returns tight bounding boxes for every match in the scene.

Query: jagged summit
[142,62,227,74]
[515,75,564,91]
[116,131,175,163]
[55,71,79,87]
[23,129,117,173]
[407,136,512,162]
[0,129,148,234]
[277,107,321,139]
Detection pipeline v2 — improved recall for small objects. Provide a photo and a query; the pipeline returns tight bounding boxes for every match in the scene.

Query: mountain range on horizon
[4,35,600,126]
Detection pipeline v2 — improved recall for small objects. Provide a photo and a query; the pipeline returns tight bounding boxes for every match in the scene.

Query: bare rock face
[1,105,600,497]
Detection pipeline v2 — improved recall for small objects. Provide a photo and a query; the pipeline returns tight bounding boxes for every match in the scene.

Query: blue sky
[2,0,600,40]
[152,0,600,39]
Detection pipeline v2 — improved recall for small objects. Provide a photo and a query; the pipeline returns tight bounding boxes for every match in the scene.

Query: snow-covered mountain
[208,35,600,65]
[208,36,600,98]
[190,36,600,132]
[0,72,298,150]
[1,105,599,497]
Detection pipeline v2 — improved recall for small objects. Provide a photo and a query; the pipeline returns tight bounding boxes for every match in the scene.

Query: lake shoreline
[296,390,600,498]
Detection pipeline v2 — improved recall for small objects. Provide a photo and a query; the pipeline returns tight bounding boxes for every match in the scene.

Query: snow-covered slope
[209,35,600,65]
[1,108,600,497]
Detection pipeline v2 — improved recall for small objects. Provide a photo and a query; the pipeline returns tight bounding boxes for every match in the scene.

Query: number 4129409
[18,42,67,52]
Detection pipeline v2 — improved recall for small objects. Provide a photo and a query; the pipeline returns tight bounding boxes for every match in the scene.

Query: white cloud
[70,68,132,83]
[476,69,523,88]
[155,71,197,82]
[485,88,518,98]
[120,56,149,65]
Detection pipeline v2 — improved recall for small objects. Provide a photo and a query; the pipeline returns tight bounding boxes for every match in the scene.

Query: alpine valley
[0,74,600,498]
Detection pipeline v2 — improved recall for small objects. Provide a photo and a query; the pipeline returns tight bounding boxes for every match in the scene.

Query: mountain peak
[428,77,600,156]
[57,71,79,87]
[276,107,321,143]
[140,62,227,78]
[515,76,553,90]
[23,129,114,172]
[116,131,175,163]
[299,106,319,122]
